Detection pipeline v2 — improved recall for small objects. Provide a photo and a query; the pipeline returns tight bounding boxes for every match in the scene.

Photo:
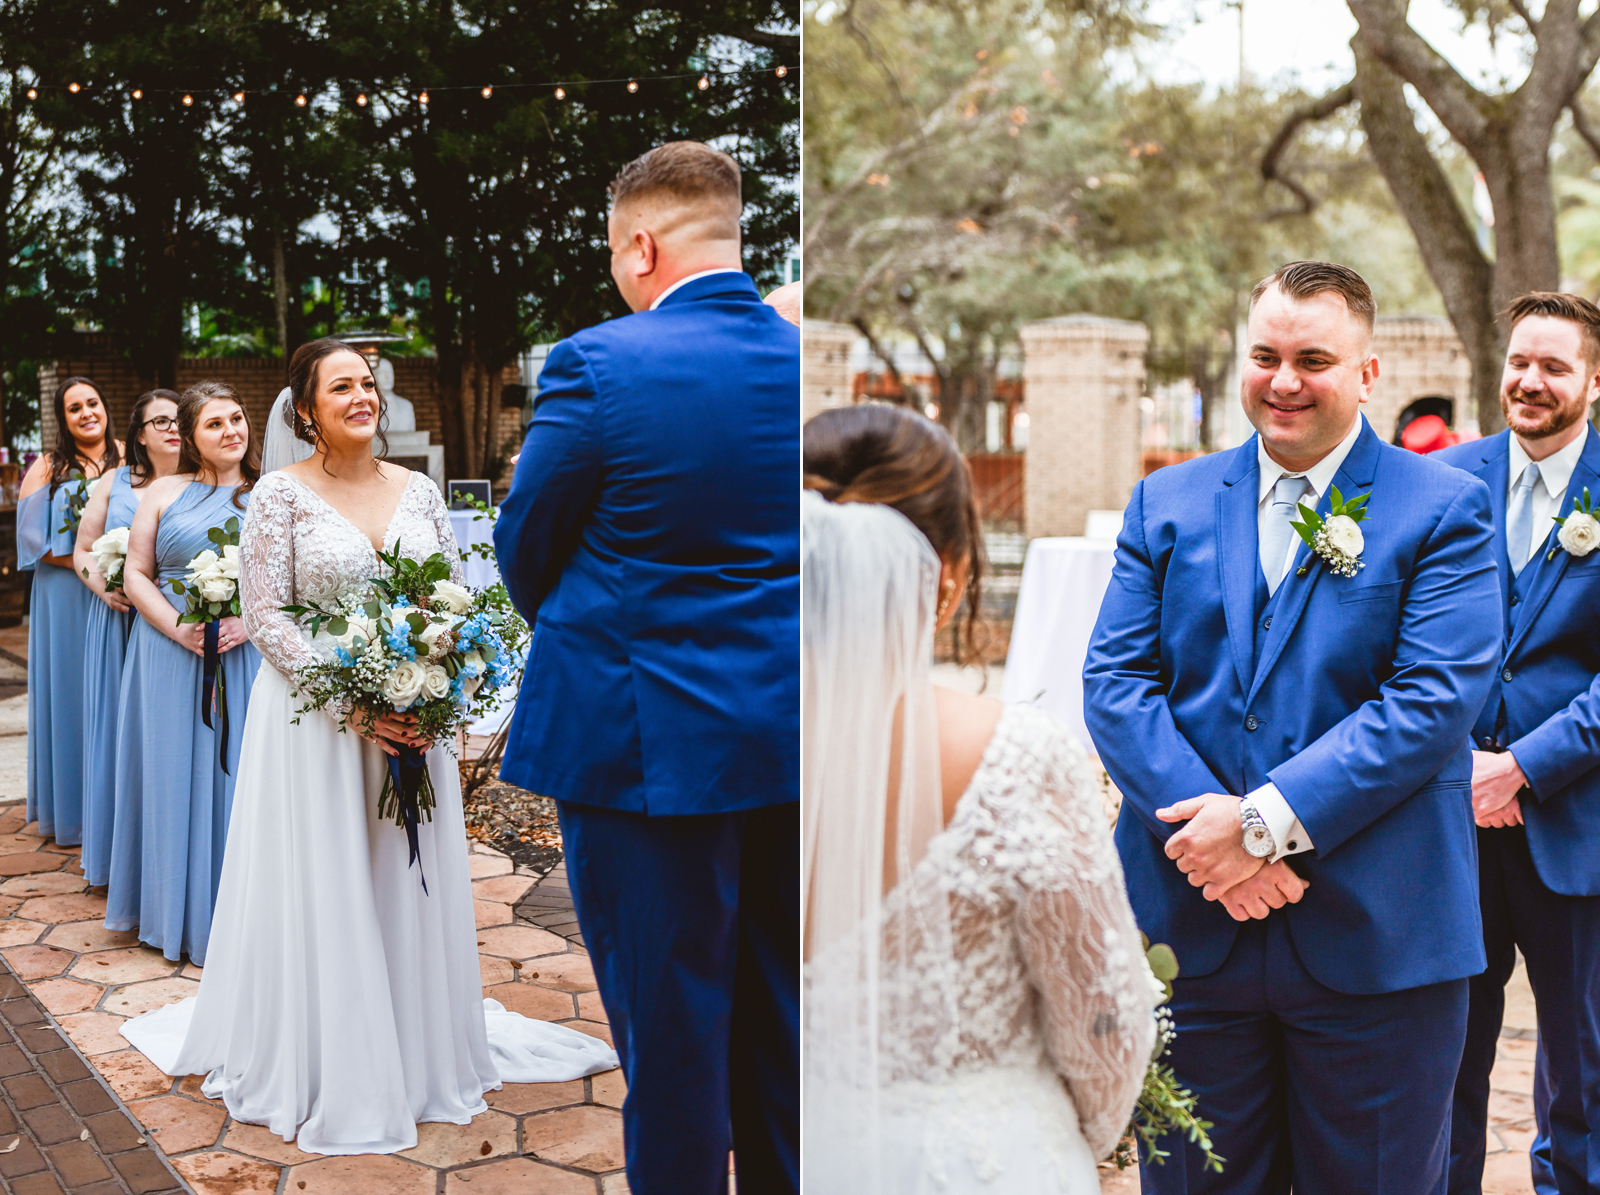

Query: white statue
[372,356,416,433]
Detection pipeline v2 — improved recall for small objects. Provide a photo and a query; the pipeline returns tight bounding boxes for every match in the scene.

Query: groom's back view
[1085,262,1501,1195]
[494,142,798,1195]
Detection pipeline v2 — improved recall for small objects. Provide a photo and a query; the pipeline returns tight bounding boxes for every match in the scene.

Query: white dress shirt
[1244,414,1366,863]
[648,267,744,311]
[1507,430,1588,569]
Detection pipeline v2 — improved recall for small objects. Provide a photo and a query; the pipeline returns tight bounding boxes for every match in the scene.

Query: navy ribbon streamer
[201,620,230,775]
[387,745,430,894]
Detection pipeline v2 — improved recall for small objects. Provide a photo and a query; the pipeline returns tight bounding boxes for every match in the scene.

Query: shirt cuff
[1246,782,1315,863]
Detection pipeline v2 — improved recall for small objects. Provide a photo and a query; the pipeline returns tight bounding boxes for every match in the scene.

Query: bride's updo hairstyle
[804,403,986,662]
[176,380,260,510]
[285,338,389,465]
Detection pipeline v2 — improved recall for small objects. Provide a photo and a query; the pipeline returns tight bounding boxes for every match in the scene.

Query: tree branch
[1259,80,1355,218]
[850,315,910,401]
[729,27,798,56]
[1509,0,1538,34]
[1347,0,1491,152]
[1572,98,1600,162]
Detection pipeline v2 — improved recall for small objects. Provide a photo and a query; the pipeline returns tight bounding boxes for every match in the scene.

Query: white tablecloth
[1000,537,1118,752]
[448,509,501,590]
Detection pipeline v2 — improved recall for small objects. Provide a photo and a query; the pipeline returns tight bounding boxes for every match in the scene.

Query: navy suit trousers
[1451,824,1600,1195]
[554,800,798,1195]
[1142,914,1468,1195]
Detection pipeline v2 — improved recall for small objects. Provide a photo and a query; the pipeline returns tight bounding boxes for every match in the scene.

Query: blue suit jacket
[1083,421,1501,995]
[493,272,799,815]
[1435,427,1600,896]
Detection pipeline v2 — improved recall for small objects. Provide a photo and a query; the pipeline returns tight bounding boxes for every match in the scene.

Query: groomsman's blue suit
[1085,418,1502,1194]
[1435,426,1600,1195]
[494,271,799,1195]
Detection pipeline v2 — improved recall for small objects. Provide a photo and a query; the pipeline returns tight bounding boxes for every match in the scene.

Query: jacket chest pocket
[1337,579,1404,605]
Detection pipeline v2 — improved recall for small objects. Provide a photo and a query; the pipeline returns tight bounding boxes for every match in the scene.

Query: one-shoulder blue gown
[23,477,96,844]
[107,481,260,963]
[82,468,140,886]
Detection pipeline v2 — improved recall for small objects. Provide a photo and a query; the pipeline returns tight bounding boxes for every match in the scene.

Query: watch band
[1240,798,1275,858]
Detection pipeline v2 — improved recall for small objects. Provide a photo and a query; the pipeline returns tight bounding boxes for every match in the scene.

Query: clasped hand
[1471,749,1526,828]
[1158,793,1309,921]
[354,704,433,758]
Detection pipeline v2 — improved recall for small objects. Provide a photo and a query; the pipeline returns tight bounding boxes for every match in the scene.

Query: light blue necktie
[1262,475,1312,596]
[1508,462,1541,579]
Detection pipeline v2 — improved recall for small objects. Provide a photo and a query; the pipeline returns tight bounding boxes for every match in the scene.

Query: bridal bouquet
[57,471,90,536]
[86,526,131,591]
[168,516,244,771]
[1113,936,1225,1173]
[280,544,528,889]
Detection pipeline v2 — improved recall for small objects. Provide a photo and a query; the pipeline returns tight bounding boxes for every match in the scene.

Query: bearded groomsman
[1435,293,1600,1195]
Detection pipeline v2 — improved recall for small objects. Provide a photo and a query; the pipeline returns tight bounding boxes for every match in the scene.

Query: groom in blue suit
[1085,261,1502,1194]
[494,142,798,1195]
[1434,292,1600,1195]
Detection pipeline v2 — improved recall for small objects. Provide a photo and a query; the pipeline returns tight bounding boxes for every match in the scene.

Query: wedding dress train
[121,470,616,1155]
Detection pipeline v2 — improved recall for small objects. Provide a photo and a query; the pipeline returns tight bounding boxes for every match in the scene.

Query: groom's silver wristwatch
[1239,799,1275,858]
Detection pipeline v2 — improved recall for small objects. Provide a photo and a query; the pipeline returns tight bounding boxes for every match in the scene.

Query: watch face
[1243,825,1274,857]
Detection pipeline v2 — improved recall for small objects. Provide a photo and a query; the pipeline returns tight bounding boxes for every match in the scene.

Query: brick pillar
[802,320,856,424]
[1020,315,1148,538]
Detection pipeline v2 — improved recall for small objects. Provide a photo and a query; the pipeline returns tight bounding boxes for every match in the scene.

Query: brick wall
[36,335,523,487]
[1367,316,1473,440]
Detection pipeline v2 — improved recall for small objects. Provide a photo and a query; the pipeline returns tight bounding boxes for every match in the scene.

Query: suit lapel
[1246,420,1382,708]
[1475,433,1511,617]
[1507,426,1600,657]
[1217,441,1261,698]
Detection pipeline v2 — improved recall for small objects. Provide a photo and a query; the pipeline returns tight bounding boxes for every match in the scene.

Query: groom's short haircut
[608,141,742,235]
[1504,292,1600,370]
[1250,260,1377,337]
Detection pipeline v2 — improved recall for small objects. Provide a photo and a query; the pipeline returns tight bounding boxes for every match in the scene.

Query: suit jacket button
[1510,594,1520,606]
[1503,667,1514,683]
[1482,736,1496,749]
[1262,615,1273,630]
[1245,714,1259,731]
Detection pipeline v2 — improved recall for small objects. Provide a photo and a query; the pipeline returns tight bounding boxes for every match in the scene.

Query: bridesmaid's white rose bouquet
[86,526,131,591]
[168,519,244,623]
[280,543,529,889]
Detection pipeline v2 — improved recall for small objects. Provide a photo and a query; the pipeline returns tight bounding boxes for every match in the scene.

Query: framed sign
[447,480,492,511]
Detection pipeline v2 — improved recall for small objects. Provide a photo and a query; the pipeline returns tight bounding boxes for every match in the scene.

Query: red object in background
[1401,414,1461,454]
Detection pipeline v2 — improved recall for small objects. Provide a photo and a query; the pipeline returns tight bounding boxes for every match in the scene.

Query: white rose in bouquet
[216,543,241,580]
[461,671,484,699]
[188,548,220,574]
[332,615,376,650]
[460,649,485,675]
[198,575,236,604]
[416,619,453,660]
[421,664,451,701]
[381,660,428,709]
[431,579,473,614]
[1323,514,1364,558]
[1559,510,1600,557]
[91,526,130,578]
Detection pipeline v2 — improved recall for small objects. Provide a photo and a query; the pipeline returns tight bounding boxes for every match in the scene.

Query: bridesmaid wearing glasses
[108,381,261,963]
[74,390,184,887]
[17,377,122,846]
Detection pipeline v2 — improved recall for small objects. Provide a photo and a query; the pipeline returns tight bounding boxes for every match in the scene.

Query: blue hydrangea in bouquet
[280,543,528,890]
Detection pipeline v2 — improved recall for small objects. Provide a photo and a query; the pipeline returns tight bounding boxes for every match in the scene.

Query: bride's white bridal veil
[260,386,314,471]
[801,489,956,1190]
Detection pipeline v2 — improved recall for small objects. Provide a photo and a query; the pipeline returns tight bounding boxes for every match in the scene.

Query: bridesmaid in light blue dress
[108,381,261,963]
[74,390,185,886]
[18,376,123,845]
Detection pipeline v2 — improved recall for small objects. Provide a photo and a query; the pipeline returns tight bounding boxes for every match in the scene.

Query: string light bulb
[627,79,638,93]
[554,86,565,99]
[295,93,307,106]
[481,85,492,98]
[131,88,142,99]
[697,75,709,90]
[233,92,244,104]
[356,93,368,106]
[419,90,429,105]
[775,65,788,77]
[25,88,36,100]
[182,93,193,106]
[68,82,80,93]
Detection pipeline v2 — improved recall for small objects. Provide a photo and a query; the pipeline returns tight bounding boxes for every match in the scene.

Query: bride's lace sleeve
[422,478,466,587]
[1014,718,1155,1161]
[242,474,318,681]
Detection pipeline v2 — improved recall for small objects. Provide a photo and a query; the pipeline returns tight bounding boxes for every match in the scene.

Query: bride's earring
[937,581,954,621]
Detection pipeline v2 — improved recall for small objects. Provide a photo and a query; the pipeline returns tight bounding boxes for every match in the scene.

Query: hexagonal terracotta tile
[0,832,46,852]
[177,1073,223,1102]
[284,1153,435,1195]
[70,946,179,985]
[93,1049,173,1101]
[601,1173,631,1194]
[565,1019,614,1048]
[517,954,597,992]
[477,925,568,960]
[0,919,47,948]
[485,982,576,1022]
[486,1078,587,1116]
[103,975,197,1016]
[42,920,143,953]
[181,962,203,980]
[473,875,535,905]
[475,900,515,929]
[480,956,516,987]
[18,891,107,922]
[0,871,85,897]
[444,1157,593,1194]
[469,853,514,880]
[31,977,104,1015]
[221,1121,318,1166]
[56,1011,132,1056]
[0,895,22,917]
[591,1068,626,1110]
[524,1104,626,1172]
[129,1094,228,1152]
[1,943,76,979]
[577,990,607,1021]
[398,1110,518,1167]
[41,840,82,855]
[172,1150,281,1195]
[0,851,70,876]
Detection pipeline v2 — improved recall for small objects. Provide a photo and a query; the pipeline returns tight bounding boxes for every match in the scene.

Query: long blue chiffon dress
[82,468,140,886]
[22,476,96,844]
[106,481,260,963]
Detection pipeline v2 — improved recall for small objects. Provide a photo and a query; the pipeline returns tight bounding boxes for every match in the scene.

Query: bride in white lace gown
[802,406,1153,1193]
[121,342,615,1155]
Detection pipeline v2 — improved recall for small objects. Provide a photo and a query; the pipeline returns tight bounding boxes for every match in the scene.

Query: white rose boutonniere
[1288,486,1372,579]
[1551,488,1600,562]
